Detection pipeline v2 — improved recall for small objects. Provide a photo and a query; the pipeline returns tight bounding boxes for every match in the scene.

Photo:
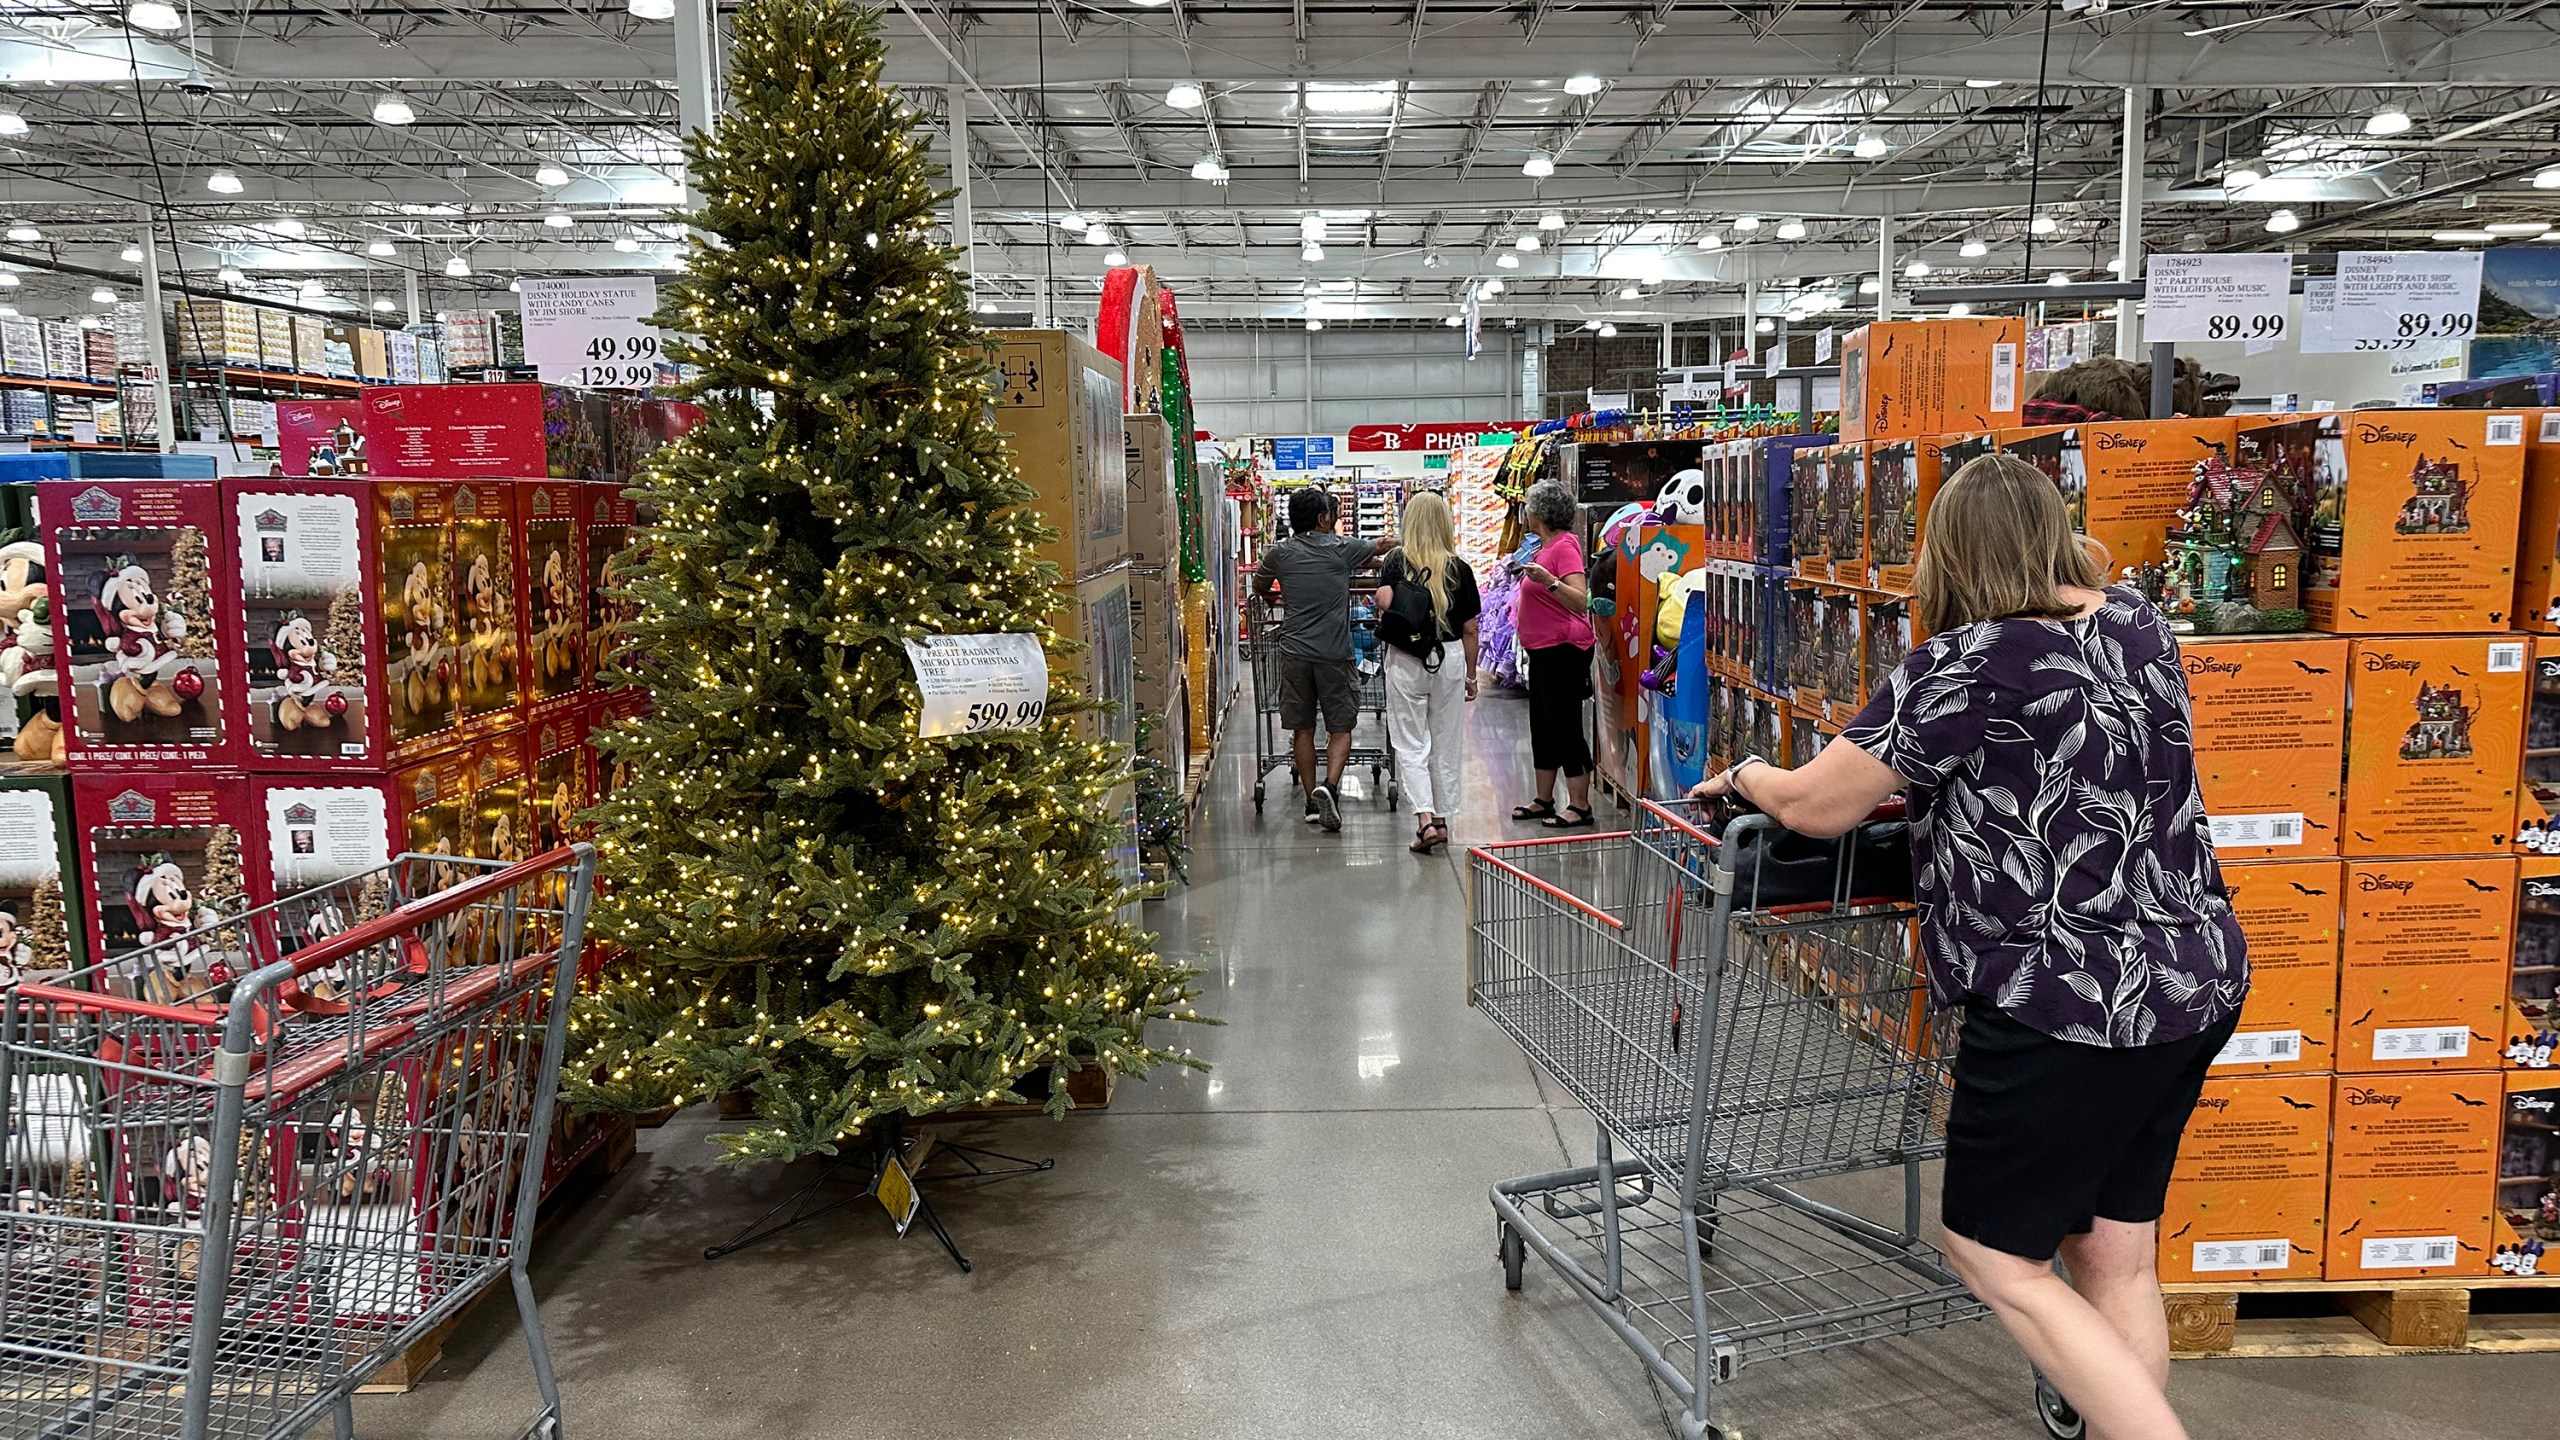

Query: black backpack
[1378,555,1446,667]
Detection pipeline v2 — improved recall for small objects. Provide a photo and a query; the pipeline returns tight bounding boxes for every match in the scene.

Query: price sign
[2142,252,2292,343]
[901,633,1050,738]
[2326,251,2483,349]
[518,277,664,389]
[1814,327,1836,364]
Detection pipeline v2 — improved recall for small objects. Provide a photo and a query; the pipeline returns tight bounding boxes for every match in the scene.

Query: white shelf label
[2143,253,2293,344]
[2360,1235,2459,1270]
[2208,812,2305,849]
[2214,1029,2305,1067]
[2327,251,2483,349]
[2492,641,2528,674]
[2489,414,2526,446]
[2194,1238,2294,1273]
[901,633,1051,738]
[2373,1024,2471,1060]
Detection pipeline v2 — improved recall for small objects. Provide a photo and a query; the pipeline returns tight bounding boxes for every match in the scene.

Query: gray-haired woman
[1509,479,1597,828]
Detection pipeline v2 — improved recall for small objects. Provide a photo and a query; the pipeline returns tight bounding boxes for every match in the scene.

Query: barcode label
[2214,1029,2305,1066]
[2194,1238,2294,1273]
[2361,1235,2459,1269]
[2491,641,2528,674]
[2489,415,2526,446]
[2540,412,2560,444]
[2209,812,2306,849]
[2374,1025,2471,1059]
[1990,343,2019,413]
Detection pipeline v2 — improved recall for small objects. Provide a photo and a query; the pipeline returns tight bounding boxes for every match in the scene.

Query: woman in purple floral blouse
[1692,453,2246,1440]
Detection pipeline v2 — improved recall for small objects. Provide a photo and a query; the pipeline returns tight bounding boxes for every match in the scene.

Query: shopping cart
[0,843,599,1440]
[1242,587,1398,813]
[1466,798,1986,1439]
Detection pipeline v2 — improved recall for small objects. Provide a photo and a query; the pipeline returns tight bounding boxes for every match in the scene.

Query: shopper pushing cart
[1248,487,1394,829]
[1,845,599,1440]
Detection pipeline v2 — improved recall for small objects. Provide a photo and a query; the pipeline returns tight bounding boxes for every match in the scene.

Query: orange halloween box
[1823,442,1870,588]
[2512,411,2560,633]
[2182,634,2347,859]
[2213,860,2341,1074]
[2157,1073,2329,1283]
[2341,635,2526,856]
[2485,1071,2560,1276]
[2339,855,2513,1073]
[1865,435,1943,596]
[2326,1071,2499,1281]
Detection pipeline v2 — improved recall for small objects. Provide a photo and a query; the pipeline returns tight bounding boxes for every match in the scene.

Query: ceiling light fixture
[2266,209,2302,234]
[1959,238,1988,258]
[2224,166,2264,190]
[1301,215,1324,242]
[1858,276,1881,295]
[2366,105,2413,137]
[2433,229,2497,243]
[1755,317,1776,334]
[2048,270,2074,286]
[2537,168,2560,190]
[1522,151,1555,178]
[1598,323,1618,338]
[121,245,143,262]
[1444,314,1463,328]
[629,0,675,15]
[536,164,570,187]
[1056,211,1087,231]
[126,1,182,32]
[0,113,26,138]
[444,255,470,277]
[1302,82,1397,116]
[1305,318,1323,331]
[1166,82,1205,110]
[3,224,36,243]
[1905,258,1931,277]
[1539,212,1566,231]
[1617,285,1639,300]
[1302,241,1323,262]
[1104,249,1128,267]
[1734,215,1762,232]
[78,315,99,330]
[216,266,243,284]
[1852,133,1889,159]
[544,212,574,228]
[1564,74,1604,96]
[1776,218,1807,240]
[1965,78,2002,89]
[371,95,415,126]
[1190,155,1228,182]
[2487,220,2551,235]
[90,287,115,304]
[373,298,396,313]
[1480,277,1504,296]
[614,234,642,252]
[207,169,244,194]
[1698,232,1723,251]
[1516,234,1541,252]
[1084,224,1113,246]
[367,239,396,257]
[1950,302,1972,316]
[270,217,305,238]
[2030,213,2059,235]
[1582,318,1603,331]
[1496,252,1521,269]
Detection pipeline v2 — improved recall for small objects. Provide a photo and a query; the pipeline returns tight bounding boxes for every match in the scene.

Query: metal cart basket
[1467,799,1985,1438]
[1,844,599,1440]
[1242,588,1398,812]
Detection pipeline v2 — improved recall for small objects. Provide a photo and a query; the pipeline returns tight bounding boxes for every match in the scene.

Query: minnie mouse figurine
[0,908,29,984]
[537,547,575,680]
[398,560,444,716]
[463,550,502,692]
[95,559,188,726]
[125,855,221,1001]
[268,609,341,732]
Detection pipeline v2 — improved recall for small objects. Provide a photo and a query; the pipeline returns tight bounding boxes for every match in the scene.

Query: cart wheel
[2034,1371,2084,1440]
[1253,783,1265,812]
[1370,765,1382,790]
[1500,1224,1525,1291]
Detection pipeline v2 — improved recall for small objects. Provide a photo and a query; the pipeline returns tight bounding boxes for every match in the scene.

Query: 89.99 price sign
[519,277,667,390]
[2142,253,2293,344]
[2325,251,2483,350]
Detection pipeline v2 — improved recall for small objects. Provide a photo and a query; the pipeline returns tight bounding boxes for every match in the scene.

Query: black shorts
[1940,1004,2239,1262]
[1277,654,1359,734]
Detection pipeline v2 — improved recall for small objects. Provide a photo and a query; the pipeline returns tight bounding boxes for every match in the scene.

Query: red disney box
[449,482,526,733]
[69,770,252,1002]
[583,479,640,692]
[361,383,637,482]
[273,400,371,478]
[526,710,593,855]
[518,479,587,723]
[42,479,240,769]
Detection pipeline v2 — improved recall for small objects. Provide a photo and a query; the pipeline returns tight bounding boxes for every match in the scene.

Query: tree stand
[700,1118,1053,1272]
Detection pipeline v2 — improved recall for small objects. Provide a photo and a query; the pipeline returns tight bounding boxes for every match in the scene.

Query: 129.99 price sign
[571,334,662,389]
[519,277,666,390]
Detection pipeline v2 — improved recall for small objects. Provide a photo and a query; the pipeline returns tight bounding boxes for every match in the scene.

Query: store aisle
[365,695,2555,1440]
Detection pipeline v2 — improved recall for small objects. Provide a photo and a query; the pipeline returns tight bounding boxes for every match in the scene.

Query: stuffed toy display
[1654,468,1708,526]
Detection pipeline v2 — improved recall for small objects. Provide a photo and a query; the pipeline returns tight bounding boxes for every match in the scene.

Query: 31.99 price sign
[2142,253,2293,344]
[519,277,666,390]
[2325,251,2483,350]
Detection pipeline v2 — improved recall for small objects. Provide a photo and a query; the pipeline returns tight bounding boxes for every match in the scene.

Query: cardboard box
[517,480,585,723]
[1820,585,1862,728]
[585,687,650,815]
[43,478,239,768]
[1839,318,2023,443]
[2521,635,2560,854]
[2512,857,2560,1064]
[1865,435,1942,595]
[365,383,544,478]
[2341,856,2513,1072]
[1783,579,1823,709]
[544,388,612,482]
[1789,444,1832,581]
[2327,1071,2500,1280]
[229,478,431,771]
[1125,412,1180,570]
[2157,1073,2329,1283]
[392,729,530,866]
[355,327,390,381]
[249,773,394,907]
[584,480,639,692]
[2182,634,2348,859]
[2489,1071,2560,1274]
[526,710,593,853]
[1063,566,1135,755]
[1859,593,1912,710]
[2342,635,2527,854]
[274,400,370,477]
[2238,411,2527,633]
[1822,443,1869,587]
[449,481,524,732]
[69,770,251,1001]
[2514,412,2560,632]
[2215,859,2341,1072]
[991,330,1129,581]
[2023,420,2241,574]
[0,766,88,980]
[1131,563,1185,718]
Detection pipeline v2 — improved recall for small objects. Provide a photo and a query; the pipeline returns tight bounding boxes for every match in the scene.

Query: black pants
[1526,643,1593,778]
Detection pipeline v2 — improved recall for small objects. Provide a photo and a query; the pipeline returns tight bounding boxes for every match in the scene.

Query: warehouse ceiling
[4,1,2560,325]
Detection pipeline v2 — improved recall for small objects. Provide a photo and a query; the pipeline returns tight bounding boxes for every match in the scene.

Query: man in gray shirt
[1252,488,1393,830]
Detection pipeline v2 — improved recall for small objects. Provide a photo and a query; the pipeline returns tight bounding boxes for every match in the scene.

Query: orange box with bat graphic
[1838,318,2023,444]
[2342,635,2526,856]
[1865,436,1942,596]
[2182,634,2347,859]
[2511,411,2560,634]
[2237,410,2526,633]
[2000,420,2240,576]
[2158,1073,2329,1283]
[2484,1071,2560,1276]
[2214,860,2340,1074]
[2340,856,2514,1073]
[2325,1071,2499,1280]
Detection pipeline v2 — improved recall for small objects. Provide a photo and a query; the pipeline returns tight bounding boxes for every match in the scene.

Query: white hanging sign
[518,277,664,389]
[2326,251,2484,348]
[1814,327,1836,364]
[901,633,1050,738]
[2142,252,2292,343]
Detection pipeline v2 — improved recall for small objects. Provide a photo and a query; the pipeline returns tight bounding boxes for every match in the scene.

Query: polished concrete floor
[361,692,2558,1439]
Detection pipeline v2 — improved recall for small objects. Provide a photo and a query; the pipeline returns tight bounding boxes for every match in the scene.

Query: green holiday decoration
[566,0,1206,1165]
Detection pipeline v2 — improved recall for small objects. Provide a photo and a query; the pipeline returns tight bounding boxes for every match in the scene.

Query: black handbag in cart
[1703,792,1916,907]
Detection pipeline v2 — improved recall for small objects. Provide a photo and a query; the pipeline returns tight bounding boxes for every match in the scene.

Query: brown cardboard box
[1131,563,1186,717]
[355,327,390,381]
[2487,1071,2560,1275]
[2340,855,2513,1073]
[1125,411,1180,571]
[2326,1071,2500,1280]
[2237,410,2526,633]
[2216,859,2341,1073]
[1058,566,1134,756]
[2158,1073,2329,1283]
[993,330,1128,582]
[1930,317,2028,434]
[2342,635,2527,856]
[2510,856,2560,1060]
[1837,317,2023,443]
[2182,634,2348,859]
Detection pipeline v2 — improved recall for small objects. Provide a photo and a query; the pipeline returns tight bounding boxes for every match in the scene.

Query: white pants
[1384,649,1467,819]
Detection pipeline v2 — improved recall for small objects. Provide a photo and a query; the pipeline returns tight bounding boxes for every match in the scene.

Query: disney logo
[2517,1096,2558,1114]
[2096,432,2149,451]
[2195,1095,2231,1111]
[2356,422,2420,446]
[2362,654,2421,673]
[2344,1086,2404,1107]
[2358,874,2416,893]
[2186,655,2242,676]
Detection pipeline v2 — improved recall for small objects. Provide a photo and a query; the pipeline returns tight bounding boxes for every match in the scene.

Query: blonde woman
[1691,455,2246,1440]
[1374,492,1481,853]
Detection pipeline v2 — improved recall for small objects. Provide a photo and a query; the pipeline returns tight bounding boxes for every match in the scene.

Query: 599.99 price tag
[901,633,1051,739]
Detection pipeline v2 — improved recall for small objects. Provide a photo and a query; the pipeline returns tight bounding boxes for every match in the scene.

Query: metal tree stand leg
[701,1120,1055,1272]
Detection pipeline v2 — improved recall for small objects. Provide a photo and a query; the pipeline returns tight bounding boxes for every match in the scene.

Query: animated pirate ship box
[40,478,241,770]
[2342,635,2527,856]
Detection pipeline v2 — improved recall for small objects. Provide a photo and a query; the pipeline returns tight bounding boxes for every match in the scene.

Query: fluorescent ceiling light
[371,95,415,126]
[1755,317,1775,334]
[1734,215,1762,232]
[444,255,470,276]
[1104,249,1128,267]
[1950,302,1972,316]
[536,164,571,187]
[372,298,396,312]
[0,113,26,138]
[367,239,396,257]
[2365,106,2413,137]
[1598,323,1618,338]
[1496,252,1521,269]
[1190,155,1228,181]
[1131,0,1171,7]
[1515,234,1541,252]
[216,266,243,284]
[1959,238,1988,258]
[1305,318,1323,331]
[270,216,305,238]
[120,245,142,262]
[2266,209,2302,233]
[126,1,183,33]
[544,212,574,228]
[1539,212,1565,230]
[1698,232,1723,250]
[1965,78,2002,89]
[1905,258,1930,277]
[2487,220,2551,235]
[613,234,641,252]
[1522,151,1555,178]
[628,0,674,16]
[1776,219,1807,240]
[1480,277,1504,296]
[2224,166,2264,190]
[90,287,115,303]
[1564,75,1604,96]
[1303,83,1397,116]
[2434,229,2497,243]
[1301,215,1324,242]
[1302,242,1323,262]
[1166,82,1205,110]
[3,224,36,243]
[1852,133,1889,159]
[2030,213,2059,235]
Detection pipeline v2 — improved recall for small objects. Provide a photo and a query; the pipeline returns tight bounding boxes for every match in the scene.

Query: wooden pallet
[357,1115,638,1393]
[1183,751,1214,815]
[2167,1276,2560,1358]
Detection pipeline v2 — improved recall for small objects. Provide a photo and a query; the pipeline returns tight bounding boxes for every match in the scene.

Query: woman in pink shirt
[1510,481,1598,828]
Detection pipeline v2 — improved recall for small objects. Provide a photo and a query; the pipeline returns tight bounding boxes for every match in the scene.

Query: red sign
[1346,422,1525,453]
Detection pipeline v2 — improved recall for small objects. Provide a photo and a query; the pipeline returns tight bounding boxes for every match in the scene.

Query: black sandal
[1511,799,1558,822]
[1410,819,1439,854]
[1540,805,1596,830]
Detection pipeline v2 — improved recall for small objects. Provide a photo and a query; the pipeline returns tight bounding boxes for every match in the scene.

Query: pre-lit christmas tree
[567,0,1203,1164]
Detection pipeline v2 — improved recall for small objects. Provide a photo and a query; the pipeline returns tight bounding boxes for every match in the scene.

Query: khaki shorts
[1278,654,1359,734]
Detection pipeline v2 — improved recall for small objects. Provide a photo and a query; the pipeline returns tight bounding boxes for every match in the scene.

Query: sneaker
[1311,782,1342,832]
[1303,797,1321,824]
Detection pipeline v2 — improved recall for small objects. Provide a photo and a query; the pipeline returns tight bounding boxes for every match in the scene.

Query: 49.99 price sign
[518,276,666,389]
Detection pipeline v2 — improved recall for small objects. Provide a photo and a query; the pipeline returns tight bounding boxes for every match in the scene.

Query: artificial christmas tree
[566,0,1204,1165]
